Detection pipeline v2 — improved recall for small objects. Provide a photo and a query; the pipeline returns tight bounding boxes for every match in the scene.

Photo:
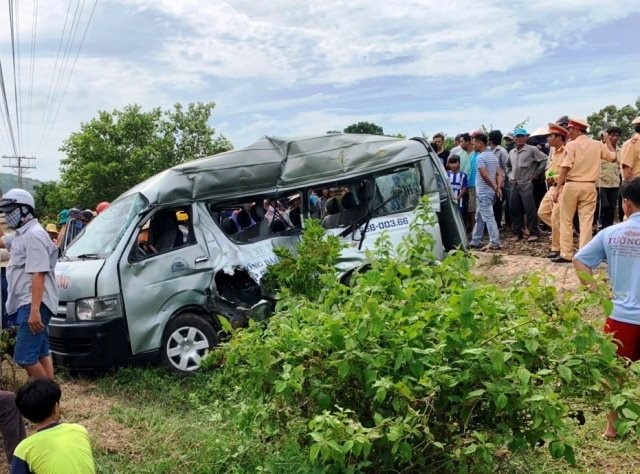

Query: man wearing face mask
[0,189,58,378]
[621,117,640,181]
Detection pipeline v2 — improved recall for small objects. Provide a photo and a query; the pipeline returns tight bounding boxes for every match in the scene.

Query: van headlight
[76,295,123,321]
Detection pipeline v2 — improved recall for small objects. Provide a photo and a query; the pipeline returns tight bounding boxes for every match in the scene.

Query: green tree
[343,121,384,135]
[587,97,640,141]
[33,181,65,222]
[58,102,232,208]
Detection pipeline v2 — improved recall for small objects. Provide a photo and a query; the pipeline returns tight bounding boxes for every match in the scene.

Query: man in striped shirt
[469,131,504,251]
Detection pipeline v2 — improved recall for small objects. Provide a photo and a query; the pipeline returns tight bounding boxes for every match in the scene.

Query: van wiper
[76,253,101,260]
[338,193,400,248]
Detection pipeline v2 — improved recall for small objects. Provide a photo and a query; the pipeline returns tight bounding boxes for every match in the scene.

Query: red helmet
[96,201,110,213]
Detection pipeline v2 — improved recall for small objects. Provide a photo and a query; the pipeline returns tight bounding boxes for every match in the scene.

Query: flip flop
[601,433,617,440]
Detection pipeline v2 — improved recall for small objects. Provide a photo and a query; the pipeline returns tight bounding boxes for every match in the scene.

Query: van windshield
[65,194,148,259]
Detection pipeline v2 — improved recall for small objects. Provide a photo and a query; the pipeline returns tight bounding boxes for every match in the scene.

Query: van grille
[49,336,92,354]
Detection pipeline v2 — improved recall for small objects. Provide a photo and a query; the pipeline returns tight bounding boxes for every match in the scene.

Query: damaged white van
[50,134,467,374]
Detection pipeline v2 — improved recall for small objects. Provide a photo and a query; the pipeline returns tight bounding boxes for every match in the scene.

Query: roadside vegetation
[82,204,640,472]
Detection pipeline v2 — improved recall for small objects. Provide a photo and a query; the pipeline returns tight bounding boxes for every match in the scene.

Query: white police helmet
[0,188,36,212]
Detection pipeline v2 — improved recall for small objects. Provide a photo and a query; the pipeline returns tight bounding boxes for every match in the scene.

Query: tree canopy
[343,121,384,135]
[587,96,640,141]
[57,102,232,209]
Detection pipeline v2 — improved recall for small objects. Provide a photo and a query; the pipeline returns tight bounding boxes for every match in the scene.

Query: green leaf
[219,316,233,333]
[517,368,531,385]
[496,393,508,410]
[549,440,565,459]
[310,443,320,462]
[563,445,576,465]
[342,440,354,454]
[602,299,614,316]
[525,339,539,353]
[622,408,639,420]
[399,441,412,460]
[466,389,486,399]
[558,365,572,381]
[462,444,478,454]
[375,388,387,404]
[338,360,350,379]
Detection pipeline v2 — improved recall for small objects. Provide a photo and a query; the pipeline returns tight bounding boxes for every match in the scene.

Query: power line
[0,60,19,158]
[38,0,98,156]
[36,0,74,152]
[8,0,22,155]
[26,0,38,152]
[43,0,98,153]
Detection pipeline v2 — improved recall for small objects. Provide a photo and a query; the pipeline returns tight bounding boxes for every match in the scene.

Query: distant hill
[0,173,42,194]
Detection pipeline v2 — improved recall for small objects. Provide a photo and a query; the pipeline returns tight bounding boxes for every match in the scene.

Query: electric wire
[43,0,85,129]
[15,0,23,154]
[0,60,19,158]
[26,0,39,152]
[8,0,22,155]
[42,0,98,154]
[0,96,12,153]
[36,0,74,152]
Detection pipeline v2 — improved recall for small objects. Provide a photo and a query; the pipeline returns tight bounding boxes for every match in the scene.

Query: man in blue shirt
[573,177,640,439]
[469,131,503,250]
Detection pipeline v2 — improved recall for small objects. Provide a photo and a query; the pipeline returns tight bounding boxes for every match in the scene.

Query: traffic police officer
[551,118,616,263]
[621,116,640,181]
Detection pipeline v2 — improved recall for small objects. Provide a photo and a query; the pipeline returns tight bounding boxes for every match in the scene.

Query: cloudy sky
[0,0,639,181]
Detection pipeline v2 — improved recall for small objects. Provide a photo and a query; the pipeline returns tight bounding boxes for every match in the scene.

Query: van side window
[132,206,194,260]
[313,166,422,231]
[211,193,302,244]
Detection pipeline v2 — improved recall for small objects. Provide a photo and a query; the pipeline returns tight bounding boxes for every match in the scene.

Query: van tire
[161,313,218,374]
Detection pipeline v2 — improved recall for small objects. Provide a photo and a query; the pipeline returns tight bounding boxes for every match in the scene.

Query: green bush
[206,203,640,472]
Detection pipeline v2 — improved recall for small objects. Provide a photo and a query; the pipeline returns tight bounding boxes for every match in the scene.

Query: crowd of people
[438,115,640,261]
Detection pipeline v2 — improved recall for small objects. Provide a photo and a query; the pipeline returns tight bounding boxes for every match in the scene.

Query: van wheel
[161,313,218,374]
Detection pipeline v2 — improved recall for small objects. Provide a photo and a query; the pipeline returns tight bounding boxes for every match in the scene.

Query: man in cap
[621,117,640,181]
[551,118,616,263]
[506,127,548,241]
[537,123,569,258]
[0,189,58,378]
[503,133,515,153]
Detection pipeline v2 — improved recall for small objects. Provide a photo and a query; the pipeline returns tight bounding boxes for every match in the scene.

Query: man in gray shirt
[0,189,58,378]
[506,128,548,241]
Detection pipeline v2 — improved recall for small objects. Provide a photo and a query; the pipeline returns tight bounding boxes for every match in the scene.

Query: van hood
[55,259,105,302]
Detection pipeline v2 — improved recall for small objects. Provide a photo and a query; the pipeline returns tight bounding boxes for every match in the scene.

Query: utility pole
[2,154,36,188]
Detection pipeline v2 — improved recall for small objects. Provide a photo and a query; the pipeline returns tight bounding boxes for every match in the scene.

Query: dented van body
[49,134,467,374]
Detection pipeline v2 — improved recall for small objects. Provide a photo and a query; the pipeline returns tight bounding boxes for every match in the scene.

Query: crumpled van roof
[122,133,431,206]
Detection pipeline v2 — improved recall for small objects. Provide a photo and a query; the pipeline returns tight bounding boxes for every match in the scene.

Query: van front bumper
[49,317,130,371]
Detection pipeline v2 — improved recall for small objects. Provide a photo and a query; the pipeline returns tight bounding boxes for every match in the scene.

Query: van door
[118,204,214,356]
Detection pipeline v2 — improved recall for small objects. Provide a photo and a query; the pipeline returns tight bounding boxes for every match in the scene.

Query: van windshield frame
[64,193,148,259]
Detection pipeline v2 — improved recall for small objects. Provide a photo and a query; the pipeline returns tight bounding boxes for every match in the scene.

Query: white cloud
[0,0,639,183]
[121,0,640,86]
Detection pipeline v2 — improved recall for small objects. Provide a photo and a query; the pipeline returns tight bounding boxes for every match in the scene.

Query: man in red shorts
[573,177,640,439]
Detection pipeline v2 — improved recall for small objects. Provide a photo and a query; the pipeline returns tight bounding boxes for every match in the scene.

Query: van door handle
[195,256,209,264]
